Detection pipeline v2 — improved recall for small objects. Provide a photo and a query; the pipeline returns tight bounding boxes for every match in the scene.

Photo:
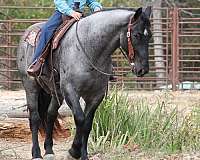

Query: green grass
[90,90,200,155]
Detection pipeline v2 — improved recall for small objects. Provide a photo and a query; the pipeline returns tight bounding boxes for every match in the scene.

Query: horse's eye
[133,33,141,39]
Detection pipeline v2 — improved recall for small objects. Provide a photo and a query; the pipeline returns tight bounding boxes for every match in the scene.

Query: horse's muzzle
[134,68,149,77]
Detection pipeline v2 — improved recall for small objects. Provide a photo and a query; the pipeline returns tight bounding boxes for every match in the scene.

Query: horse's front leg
[24,81,42,159]
[80,95,105,160]
[62,83,85,159]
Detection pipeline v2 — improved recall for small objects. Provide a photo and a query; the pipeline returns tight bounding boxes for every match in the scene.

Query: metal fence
[177,8,200,90]
[0,6,200,90]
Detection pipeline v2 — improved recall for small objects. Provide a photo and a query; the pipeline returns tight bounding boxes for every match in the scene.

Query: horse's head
[131,7,152,77]
[120,6,152,77]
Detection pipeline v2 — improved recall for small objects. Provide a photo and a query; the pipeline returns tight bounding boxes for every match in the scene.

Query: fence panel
[177,8,200,90]
[0,6,199,90]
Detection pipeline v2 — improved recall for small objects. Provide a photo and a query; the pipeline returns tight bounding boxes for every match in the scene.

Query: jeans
[32,10,63,62]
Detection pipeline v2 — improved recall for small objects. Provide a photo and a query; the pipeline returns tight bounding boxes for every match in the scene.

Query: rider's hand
[94,7,101,12]
[71,11,82,20]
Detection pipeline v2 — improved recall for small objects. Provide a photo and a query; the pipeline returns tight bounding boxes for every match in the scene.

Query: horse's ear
[144,6,152,18]
[134,7,142,21]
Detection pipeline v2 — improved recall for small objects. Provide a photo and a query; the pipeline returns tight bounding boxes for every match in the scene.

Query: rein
[75,15,136,77]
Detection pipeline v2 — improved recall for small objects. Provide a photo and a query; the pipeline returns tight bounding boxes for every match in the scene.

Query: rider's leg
[27,10,63,75]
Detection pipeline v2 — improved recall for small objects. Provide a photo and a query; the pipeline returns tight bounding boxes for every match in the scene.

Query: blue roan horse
[17,7,152,160]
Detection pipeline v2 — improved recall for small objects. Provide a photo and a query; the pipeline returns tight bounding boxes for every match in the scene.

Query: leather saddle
[25,16,76,50]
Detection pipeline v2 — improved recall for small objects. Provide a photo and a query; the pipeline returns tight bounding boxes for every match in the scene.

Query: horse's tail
[38,89,68,139]
[38,89,50,137]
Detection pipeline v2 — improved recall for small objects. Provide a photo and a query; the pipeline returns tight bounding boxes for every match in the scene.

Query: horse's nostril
[137,69,143,76]
[136,68,148,77]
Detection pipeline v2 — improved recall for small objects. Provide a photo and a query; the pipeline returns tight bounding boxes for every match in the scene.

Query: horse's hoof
[64,152,78,160]
[43,154,55,160]
[68,148,81,159]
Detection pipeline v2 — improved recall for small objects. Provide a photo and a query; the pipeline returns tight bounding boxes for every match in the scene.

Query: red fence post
[172,7,179,91]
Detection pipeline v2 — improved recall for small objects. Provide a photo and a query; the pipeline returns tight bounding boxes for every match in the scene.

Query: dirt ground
[0,89,200,159]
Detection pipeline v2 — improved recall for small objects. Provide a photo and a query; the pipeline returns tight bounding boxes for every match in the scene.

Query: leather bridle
[126,15,136,65]
[120,15,137,68]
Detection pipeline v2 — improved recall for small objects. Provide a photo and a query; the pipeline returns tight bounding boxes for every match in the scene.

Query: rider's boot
[27,58,45,77]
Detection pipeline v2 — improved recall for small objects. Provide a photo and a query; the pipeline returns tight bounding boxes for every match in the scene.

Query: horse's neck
[79,10,134,57]
[87,10,133,30]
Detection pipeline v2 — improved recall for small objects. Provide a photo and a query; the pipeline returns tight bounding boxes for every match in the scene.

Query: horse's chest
[60,58,109,95]
[77,74,106,92]
[65,70,107,95]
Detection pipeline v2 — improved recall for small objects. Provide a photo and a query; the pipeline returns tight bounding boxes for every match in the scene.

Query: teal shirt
[54,0,102,16]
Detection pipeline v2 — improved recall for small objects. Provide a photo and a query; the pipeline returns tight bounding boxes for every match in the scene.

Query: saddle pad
[24,18,77,49]
[24,26,41,47]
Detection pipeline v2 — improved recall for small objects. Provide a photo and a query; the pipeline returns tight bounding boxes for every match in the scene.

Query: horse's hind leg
[24,79,42,159]
[44,95,63,156]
